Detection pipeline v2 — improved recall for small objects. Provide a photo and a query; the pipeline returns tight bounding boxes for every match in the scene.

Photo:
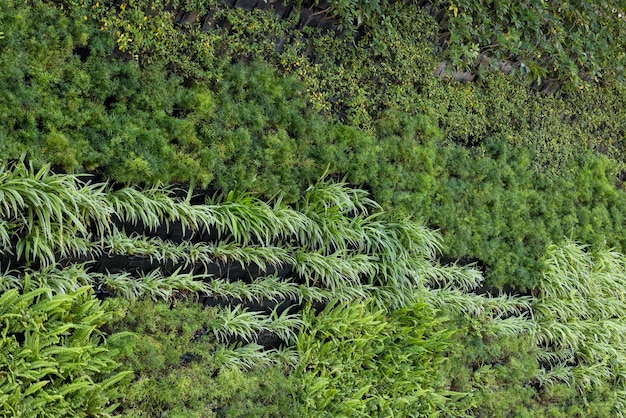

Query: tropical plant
[0,286,130,417]
[295,299,454,417]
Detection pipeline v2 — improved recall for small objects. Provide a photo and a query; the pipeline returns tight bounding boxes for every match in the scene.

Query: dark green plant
[428,0,626,86]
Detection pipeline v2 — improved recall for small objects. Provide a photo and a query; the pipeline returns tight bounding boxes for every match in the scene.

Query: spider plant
[0,161,109,266]
[270,345,299,368]
[107,185,179,232]
[267,307,304,344]
[21,263,96,296]
[292,250,376,292]
[299,176,379,218]
[203,278,256,301]
[98,268,210,300]
[207,304,304,344]
[205,276,302,304]
[529,240,626,409]
[422,261,485,292]
[245,276,302,303]
[206,190,282,246]
[207,241,292,271]
[208,305,271,343]
[209,343,274,370]
[0,220,12,250]
[486,315,537,338]
[105,230,188,265]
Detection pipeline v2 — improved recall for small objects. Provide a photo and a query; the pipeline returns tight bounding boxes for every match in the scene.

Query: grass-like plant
[207,304,303,345]
[2,159,486,311]
[0,161,109,266]
[98,268,210,301]
[531,241,626,409]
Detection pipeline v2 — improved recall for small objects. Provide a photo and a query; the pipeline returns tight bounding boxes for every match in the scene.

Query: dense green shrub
[418,141,626,289]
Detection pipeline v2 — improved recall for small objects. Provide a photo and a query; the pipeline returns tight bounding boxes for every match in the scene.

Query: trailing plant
[428,0,626,86]
[98,268,211,301]
[1,160,478,308]
[207,304,303,345]
[0,160,110,266]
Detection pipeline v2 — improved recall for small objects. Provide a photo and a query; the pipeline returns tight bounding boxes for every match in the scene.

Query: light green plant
[0,286,130,417]
[295,299,454,417]
[530,241,626,414]
[207,304,303,345]
[98,268,210,301]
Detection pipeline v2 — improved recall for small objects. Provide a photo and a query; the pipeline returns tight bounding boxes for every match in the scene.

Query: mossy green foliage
[0,285,129,417]
[27,0,626,288]
[105,298,300,417]
[417,140,626,289]
[0,1,328,193]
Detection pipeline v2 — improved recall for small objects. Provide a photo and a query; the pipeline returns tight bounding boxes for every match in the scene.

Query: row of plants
[3,0,626,289]
[0,160,472,416]
[3,161,626,415]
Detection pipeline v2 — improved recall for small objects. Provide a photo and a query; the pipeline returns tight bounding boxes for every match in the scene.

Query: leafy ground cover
[3,0,626,416]
[2,161,626,416]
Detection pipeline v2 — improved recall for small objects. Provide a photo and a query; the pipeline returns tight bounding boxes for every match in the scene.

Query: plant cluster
[2,156,626,416]
[103,297,302,417]
[4,0,626,415]
[0,284,130,417]
[437,241,626,417]
[428,0,626,86]
[0,160,490,415]
[295,300,454,416]
[2,0,626,290]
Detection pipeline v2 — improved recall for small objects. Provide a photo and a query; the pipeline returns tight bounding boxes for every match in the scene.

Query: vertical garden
[2,0,626,416]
